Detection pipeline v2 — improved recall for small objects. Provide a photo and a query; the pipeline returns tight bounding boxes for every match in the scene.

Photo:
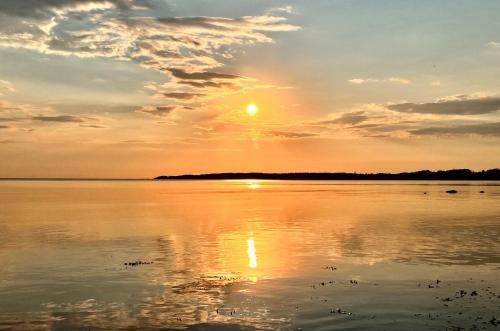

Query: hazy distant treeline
[155,169,500,180]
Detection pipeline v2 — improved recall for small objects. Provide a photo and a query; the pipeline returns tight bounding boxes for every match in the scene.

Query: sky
[1,0,500,178]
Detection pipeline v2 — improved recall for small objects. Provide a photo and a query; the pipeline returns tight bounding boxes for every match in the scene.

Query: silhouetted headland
[155,169,500,180]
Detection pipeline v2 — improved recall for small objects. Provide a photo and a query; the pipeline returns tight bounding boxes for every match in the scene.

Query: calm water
[0,180,499,330]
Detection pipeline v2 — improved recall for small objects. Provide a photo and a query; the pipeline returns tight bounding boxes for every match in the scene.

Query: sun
[246,103,258,116]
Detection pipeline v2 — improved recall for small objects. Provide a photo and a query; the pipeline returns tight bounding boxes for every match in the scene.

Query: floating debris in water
[124,260,154,266]
[330,307,352,315]
[446,189,458,194]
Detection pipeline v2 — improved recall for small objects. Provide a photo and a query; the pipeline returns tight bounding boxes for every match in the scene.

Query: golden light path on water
[247,237,257,269]
[244,180,261,190]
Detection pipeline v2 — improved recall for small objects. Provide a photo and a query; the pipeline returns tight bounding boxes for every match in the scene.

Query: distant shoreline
[156,169,500,181]
[1,169,500,181]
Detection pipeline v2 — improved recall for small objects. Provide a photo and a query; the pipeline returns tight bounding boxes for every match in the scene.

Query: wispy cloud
[387,95,500,115]
[32,115,92,123]
[308,92,500,139]
[163,92,203,100]
[0,80,15,95]
[316,111,369,125]
[137,105,177,117]
[488,41,500,48]
[348,77,411,85]
[264,130,318,138]
[267,5,296,15]
[410,122,500,137]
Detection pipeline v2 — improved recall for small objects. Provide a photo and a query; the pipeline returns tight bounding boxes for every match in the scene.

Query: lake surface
[0,180,499,330]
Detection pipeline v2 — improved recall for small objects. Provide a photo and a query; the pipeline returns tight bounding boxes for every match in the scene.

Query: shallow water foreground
[0,180,499,330]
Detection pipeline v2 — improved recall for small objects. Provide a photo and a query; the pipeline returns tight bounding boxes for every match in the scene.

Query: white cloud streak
[348,77,411,85]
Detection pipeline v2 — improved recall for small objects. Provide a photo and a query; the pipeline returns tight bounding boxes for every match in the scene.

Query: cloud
[32,115,92,122]
[488,41,500,48]
[0,117,25,122]
[265,130,318,138]
[387,96,500,115]
[138,105,177,117]
[0,4,299,110]
[0,125,10,129]
[430,81,441,87]
[267,6,296,15]
[0,80,15,96]
[0,0,135,19]
[80,124,107,129]
[163,92,203,100]
[0,9,299,71]
[348,77,411,85]
[178,80,235,89]
[167,68,241,81]
[318,111,369,125]
[410,122,500,137]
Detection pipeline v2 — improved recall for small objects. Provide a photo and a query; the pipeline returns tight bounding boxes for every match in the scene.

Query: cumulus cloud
[348,77,411,85]
[387,96,500,115]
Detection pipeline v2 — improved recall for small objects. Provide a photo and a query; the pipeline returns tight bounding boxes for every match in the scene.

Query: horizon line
[2,168,500,181]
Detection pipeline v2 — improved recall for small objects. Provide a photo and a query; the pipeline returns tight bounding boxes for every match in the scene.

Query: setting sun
[246,104,258,116]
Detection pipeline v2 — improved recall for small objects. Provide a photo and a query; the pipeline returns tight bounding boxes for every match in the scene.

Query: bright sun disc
[246,104,258,116]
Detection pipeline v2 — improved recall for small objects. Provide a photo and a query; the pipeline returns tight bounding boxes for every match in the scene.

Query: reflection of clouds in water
[0,224,85,248]
[35,277,286,330]
[322,215,500,266]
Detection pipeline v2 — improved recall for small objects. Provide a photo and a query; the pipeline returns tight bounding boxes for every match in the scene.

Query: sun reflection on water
[244,180,261,190]
[247,237,257,269]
